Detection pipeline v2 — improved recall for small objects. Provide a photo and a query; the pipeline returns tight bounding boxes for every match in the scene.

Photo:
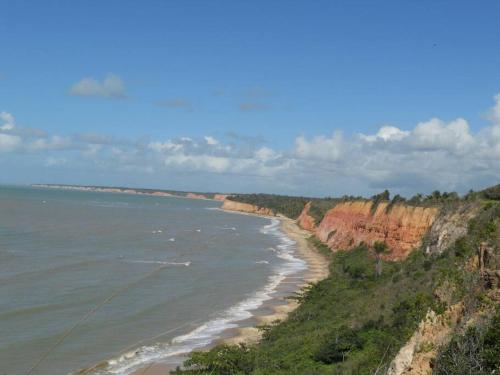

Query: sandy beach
[129,214,329,375]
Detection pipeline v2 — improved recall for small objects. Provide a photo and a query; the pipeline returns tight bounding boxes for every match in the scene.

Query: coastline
[129,212,329,375]
[220,216,329,346]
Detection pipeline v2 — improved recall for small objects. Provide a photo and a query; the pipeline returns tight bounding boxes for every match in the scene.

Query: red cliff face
[315,201,438,260]
[221,199,275,216]
[186,193,208,200]
[297,202,317,232]
[213,194,229,201]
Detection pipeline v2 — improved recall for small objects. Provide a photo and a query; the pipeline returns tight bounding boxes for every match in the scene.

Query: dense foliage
[228,194,311,219]
[433,311,500,374]
[175,199,499,375]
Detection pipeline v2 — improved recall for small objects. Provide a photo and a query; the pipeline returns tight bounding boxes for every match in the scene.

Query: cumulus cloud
[295,132,343,161]
[204,136,218,146]
[69,74,126,98]
[0,111,15,130]
[2,93,500,196]
[0,133,22,152]
[360,125,409,142]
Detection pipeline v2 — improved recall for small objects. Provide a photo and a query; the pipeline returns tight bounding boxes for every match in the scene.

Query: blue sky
[1,0,499,197]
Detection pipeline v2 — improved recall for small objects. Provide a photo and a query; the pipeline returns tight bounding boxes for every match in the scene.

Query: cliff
[314,201,438,260]
[297,201,317,232]
[221,199,275,216]
[186,192,208,200]
[214,194,229,201]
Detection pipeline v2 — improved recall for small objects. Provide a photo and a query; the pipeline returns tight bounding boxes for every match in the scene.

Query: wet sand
[130,215,329,375]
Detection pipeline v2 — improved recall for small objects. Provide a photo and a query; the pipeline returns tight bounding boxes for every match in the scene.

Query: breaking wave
[86,219,306,375]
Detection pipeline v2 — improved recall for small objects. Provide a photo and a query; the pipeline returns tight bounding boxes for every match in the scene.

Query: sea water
[0,186,305,375]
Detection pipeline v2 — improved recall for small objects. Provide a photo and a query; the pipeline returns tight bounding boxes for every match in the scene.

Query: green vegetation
[308,199,341,225]
[175,198,499,375]
[228,194,310,219]
[433,311,500,374]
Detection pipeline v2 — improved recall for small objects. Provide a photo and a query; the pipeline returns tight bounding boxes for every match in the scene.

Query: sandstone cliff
[214,194,229,201]
[297,201,317,232]
[221,199,275,216]
[315,201,438,260]
[186,192,208,200]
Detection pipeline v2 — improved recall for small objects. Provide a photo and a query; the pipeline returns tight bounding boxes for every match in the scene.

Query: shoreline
[220,216,329,346]
[129,212,329,375]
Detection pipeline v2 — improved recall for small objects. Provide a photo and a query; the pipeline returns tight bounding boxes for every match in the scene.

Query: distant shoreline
[31,184,228,202]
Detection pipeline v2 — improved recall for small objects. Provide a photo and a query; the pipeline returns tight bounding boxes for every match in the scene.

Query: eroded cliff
[186,193,208,200]
[314,201,439,260]
[221,199,275,216]
[297,201,317,232]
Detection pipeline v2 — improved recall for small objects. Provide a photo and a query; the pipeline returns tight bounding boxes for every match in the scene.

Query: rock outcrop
[186,193,208,200]
[388,303,464,375]
[315,201,438,260]
[221,199,275,216]
[297,201,317,232]
[214,194,229,201]
[425,203,479,255]
[151,191,173,197]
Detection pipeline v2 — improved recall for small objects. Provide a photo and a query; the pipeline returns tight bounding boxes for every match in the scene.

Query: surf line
[77,317,206,375]
[24,262,173,375]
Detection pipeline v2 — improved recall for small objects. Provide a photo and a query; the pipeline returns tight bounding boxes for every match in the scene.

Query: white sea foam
[255,260,269,264]
[123,260,190,267]
[218,226,237,231]
[92,218,307,375]
[168,238,175,242]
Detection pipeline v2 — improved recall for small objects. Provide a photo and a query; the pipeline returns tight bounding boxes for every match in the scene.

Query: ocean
[0,186,305,375]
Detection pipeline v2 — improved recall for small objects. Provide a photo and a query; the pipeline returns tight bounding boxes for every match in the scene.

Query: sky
[1,0,499,197]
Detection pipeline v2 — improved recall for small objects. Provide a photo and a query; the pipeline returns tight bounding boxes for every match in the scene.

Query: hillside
[176,186,499,374]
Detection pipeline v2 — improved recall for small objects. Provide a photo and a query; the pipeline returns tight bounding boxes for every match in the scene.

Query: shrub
[433,310,500,374]
[315,327,363,364]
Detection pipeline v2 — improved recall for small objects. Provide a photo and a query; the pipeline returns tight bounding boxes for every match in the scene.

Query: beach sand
[130,215,329,375]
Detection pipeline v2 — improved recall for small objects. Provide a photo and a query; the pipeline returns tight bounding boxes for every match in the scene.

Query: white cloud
[28,136,72,151]
[148,140,183,153]
[360,125,409,142]
[254,146,278,162]
[1,93,500,196]
[294,132,343,161]
[204,136,219,146]
[163,153,231,173]
[0,133,22,152]
[44,157,67,167]
[0,111,15,130]
[410,118,474,153]
[69,74,126,98]
[487,93,500,123]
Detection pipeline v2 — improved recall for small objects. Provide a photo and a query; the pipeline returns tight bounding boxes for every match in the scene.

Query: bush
[433,310,500,374]
[314,327,363,364]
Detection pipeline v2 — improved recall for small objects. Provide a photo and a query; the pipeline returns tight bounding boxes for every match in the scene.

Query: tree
[373,241,388,277]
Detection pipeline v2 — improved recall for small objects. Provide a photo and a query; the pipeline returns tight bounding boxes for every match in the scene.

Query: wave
[88,218,306,375]
[255,260,269,264]
[219,226,237,231]
[122,260,191,267]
